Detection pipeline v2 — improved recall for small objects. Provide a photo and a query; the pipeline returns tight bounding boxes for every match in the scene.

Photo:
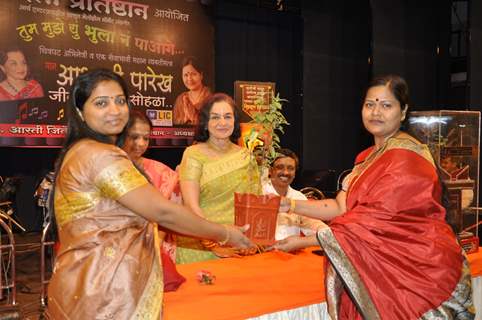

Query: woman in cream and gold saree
[274,75,474,319]
[45,69,254,320]
[176,93,261,264]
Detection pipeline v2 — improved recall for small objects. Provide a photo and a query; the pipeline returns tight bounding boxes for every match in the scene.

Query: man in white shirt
[263,148,323,240]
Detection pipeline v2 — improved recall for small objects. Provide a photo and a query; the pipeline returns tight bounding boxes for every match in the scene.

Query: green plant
[244,93,289,167]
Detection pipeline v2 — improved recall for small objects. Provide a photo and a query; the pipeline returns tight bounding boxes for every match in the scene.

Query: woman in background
[121,110,178,202]
[273,75,474,319]
[176,93,261,264]
[46,69,253,319]
[0,48,44,101]
[121,110,180,264]
[173,56,211,125]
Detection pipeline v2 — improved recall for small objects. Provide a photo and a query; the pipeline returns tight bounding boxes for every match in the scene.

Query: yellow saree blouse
[176,145,261,264]
[46,140,164,320]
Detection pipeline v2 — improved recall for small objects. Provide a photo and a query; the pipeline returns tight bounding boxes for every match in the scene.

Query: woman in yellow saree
[45,69,254,319]
[176,93,261,264]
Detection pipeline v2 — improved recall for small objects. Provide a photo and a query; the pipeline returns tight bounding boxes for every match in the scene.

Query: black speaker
[13,175,43,232]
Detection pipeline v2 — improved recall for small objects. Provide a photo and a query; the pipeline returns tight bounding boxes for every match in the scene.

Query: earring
[401,105,408,122]
[76,108,84,121]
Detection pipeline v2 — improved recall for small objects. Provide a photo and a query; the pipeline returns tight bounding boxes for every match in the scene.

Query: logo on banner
[147,109,172,126]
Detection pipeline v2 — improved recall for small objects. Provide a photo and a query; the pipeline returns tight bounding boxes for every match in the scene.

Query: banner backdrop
[0,0,214,147]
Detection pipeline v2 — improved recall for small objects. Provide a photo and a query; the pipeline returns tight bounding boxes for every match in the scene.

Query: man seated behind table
[263,148,323,240]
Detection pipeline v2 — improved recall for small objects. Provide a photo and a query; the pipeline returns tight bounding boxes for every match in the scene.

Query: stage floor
[1,232,48,319]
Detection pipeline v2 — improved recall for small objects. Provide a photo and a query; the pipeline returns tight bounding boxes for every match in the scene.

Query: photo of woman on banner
[173,56,211,125]
[0,47,44,101]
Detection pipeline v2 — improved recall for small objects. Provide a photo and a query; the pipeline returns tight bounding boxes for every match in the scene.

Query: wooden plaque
[234,193,280,246]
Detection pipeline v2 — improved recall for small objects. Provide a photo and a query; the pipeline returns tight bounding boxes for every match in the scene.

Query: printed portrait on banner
[0,0,214,147]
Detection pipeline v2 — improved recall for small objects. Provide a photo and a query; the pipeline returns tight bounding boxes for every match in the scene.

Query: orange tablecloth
[163,248,482,320]
[163,248,325,320]
[468,248,482,277]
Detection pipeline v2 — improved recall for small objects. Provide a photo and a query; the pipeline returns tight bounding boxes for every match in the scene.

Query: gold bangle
[218,225,230,246]
[288,198,296,214]
[201,239,217,249]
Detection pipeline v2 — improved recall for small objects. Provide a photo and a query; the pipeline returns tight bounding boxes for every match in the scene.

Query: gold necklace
[5,80,19,93]
[189,89,203,104]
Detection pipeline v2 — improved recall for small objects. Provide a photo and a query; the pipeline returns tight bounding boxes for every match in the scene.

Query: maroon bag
[234,193,280,246]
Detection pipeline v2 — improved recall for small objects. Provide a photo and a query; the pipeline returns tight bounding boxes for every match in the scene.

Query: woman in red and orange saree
[275,75,474,319]
[318,133,474,319]
[0,49,44,101]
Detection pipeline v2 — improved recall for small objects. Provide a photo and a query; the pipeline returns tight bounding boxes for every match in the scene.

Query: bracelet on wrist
[201,239,217,249]
[288,198,296,214]
[218,225,230,246]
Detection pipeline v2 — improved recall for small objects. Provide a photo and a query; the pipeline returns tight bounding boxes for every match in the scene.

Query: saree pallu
[317,134,475,320]
[176,146,260,264]
[142,157,178,199]
[142,157,180,262]
[46,140,164,320]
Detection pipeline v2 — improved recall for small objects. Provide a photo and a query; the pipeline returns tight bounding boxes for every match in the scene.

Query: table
[163,248,482,320]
